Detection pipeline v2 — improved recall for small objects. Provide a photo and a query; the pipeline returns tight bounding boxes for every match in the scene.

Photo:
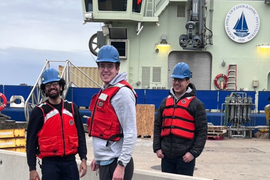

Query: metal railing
[24,60,101,122]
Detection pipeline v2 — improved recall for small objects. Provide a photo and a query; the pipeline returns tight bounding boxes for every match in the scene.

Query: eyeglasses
[99,63,115,71]
[45,82,59,88]
[173,78,186,83]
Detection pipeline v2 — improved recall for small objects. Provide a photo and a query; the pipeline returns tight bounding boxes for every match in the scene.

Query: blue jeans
[161,155,195,176]
[41,159,79,180]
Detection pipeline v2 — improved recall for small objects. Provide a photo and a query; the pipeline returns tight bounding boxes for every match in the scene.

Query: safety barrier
[0,149,212,180]
[258,91,270,113]
[0,84,269,112]
[66,87,257,111]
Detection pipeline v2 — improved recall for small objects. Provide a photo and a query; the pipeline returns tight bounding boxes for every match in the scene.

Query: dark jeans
[41,159,79,180]
[161,155,195,176]
[99,157,134,180]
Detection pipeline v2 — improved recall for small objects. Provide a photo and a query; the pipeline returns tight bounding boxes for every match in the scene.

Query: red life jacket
[37,100,78,159]
[87,80,137,142]
[161,96,195,140]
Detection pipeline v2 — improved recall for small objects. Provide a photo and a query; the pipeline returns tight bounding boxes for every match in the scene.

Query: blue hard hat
[96,45,120,63]
[41,68,60,84]
[170,62,192,79]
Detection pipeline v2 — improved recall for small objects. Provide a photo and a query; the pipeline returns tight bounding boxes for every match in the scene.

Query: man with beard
[26,68,87,180]
[153,62,207,176]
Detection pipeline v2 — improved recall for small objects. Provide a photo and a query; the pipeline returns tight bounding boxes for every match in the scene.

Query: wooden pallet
[207,126,227,135]
[207,134,225,140]
[207,126,227,140]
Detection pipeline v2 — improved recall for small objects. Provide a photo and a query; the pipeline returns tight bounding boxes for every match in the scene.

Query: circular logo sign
[225,4,260,43]
[69,119,74,126]
[98,101,104,107]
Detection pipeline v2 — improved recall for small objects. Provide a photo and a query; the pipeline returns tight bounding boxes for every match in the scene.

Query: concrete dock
[1,134,269,180]
[85,136,270,180]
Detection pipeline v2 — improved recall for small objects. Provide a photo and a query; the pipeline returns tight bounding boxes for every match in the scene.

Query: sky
[0,0,102,86]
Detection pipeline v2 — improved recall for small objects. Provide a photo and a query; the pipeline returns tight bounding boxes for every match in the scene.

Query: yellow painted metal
[264,104,270,126]
[0,129,25,138]
[0,138,26,148]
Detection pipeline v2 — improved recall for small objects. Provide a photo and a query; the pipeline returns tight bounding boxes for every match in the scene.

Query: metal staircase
[24,60,101,122]
[226,64,237,91]
[144,0,170,17]
[145,0,155,17]
[153,0,170,17]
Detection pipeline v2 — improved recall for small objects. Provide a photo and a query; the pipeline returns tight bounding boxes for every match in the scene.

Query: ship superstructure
[82,0,270,91]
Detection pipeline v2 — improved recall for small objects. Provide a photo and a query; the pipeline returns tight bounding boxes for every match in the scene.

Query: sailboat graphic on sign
[233,12,249,37]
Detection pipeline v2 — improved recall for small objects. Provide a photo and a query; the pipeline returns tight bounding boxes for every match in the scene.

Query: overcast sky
[0,0,101,86]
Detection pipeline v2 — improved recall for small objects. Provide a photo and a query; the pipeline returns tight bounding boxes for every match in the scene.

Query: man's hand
[79,159,87,178]
[182,152,194,163]
[29,170,40,180]
[90,158,99,171]
[156,149,164,159]
[112,165,125,180]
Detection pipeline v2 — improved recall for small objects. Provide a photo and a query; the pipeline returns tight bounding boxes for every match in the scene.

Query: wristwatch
[118,161,125,167]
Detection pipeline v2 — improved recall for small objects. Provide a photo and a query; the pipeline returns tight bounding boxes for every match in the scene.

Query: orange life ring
[214,74,228,90]
[0,93,7,111]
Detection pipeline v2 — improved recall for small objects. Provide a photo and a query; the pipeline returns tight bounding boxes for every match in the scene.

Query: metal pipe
[208,0,214,45]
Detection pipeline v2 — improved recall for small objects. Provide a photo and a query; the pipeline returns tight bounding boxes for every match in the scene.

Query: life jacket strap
[106,133,124,147]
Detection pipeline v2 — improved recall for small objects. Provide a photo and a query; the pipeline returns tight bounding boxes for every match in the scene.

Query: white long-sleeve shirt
[92,72,137,166]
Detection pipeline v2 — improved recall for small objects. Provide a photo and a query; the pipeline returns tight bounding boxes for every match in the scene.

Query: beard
[46,89,60,99]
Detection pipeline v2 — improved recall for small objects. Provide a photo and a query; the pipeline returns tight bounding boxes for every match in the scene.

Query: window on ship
[98,0,127,11]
